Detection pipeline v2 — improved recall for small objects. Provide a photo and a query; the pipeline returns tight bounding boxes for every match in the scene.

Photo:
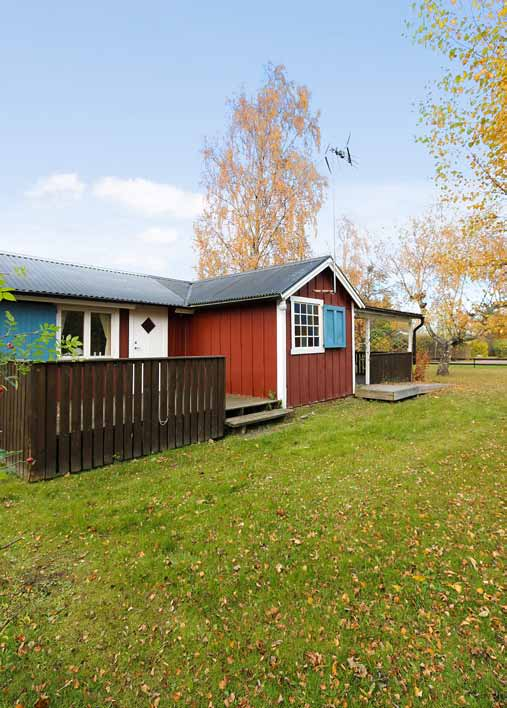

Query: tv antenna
[324,133,356,293]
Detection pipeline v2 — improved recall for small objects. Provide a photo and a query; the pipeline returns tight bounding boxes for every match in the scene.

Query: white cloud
[26,172,86,200]
[93,176,202,219]
[137,226,179,244]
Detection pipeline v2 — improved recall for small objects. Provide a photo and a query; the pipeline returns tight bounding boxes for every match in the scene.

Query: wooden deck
[355,383,448,402]
[226,394,276,412]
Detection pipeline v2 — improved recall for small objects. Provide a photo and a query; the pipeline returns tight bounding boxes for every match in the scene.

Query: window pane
[61,311,84,355]
[91,313,111,356]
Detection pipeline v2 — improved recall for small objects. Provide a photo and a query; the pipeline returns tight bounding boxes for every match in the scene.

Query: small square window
[141,317,156,334]
[291,298,322,354]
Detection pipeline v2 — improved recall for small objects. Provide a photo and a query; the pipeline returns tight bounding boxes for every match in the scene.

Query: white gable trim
[281,257,365,308]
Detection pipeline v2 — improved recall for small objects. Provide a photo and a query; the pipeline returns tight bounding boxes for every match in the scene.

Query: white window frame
[290,295,324,355]
[56,304,120,359]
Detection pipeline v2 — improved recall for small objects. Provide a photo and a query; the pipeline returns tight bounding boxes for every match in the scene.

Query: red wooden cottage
[0,252,420,413]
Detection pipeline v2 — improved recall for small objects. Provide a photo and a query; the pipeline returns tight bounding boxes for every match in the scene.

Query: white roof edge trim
[281,257,365,307]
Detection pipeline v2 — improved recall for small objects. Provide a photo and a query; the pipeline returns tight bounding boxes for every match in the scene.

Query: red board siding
[286,269,353,407]
[168,309,189,356]
[171,301,277,398]
[119,309,130,358]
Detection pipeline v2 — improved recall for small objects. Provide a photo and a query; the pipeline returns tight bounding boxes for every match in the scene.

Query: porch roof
[356,305,424,322]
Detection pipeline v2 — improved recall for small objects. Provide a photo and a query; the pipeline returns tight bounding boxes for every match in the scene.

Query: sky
[0,1,444,280]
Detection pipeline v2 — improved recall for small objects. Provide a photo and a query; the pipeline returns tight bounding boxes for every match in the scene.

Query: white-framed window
[291,296,324,355]
[56,305,119,358]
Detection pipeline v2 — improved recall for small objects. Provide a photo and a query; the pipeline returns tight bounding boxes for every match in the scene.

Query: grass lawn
[0,366,505,707]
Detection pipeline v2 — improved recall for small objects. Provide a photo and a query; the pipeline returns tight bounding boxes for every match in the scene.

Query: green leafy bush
[470,340,489,358]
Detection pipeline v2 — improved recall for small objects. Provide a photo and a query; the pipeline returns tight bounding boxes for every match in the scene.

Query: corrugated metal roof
[187,256,330,305]
[0,252,335,308]
[0,252,189,306]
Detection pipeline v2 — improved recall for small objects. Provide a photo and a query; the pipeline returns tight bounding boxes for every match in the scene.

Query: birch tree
[194,65,326,277]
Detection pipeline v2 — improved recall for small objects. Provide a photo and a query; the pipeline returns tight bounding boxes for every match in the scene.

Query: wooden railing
[0,357,225,482]
[355,351,413,383]
[355,351,366,376]
[370,352,412,384]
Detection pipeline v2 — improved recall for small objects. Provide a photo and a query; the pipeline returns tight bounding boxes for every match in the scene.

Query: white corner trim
[276,300,287,407]
[351,302,356,394]
[282,257,365,308]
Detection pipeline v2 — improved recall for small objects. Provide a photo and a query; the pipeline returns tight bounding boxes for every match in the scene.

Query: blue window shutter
[323,306,335,348]
[323,305,346,348]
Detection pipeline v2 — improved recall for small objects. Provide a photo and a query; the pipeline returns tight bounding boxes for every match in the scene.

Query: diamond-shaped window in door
[141,317,156,334]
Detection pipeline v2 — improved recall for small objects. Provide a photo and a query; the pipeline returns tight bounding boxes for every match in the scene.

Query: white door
[129,307,168,358]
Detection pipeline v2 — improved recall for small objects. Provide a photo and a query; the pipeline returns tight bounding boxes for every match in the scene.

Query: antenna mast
[324,133,356,294]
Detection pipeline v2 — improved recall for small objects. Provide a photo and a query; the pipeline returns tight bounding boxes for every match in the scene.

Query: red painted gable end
[286,268,353,407]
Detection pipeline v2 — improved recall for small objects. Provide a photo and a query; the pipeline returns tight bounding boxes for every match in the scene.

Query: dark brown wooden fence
[0,363,31,478]
[370,352,413,384]
[355,351,366,376]
[0,357,225,481]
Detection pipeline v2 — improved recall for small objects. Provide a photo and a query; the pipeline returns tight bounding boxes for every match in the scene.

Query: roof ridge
[194,255,330,285]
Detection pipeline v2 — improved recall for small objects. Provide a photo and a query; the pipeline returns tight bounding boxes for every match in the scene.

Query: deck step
[226,396,281,414]
[225,408,290,429]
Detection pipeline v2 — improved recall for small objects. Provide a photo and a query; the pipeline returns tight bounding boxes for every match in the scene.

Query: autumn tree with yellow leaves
[194,65,326,278]
[410,0,506,209]
[389,208,506,374]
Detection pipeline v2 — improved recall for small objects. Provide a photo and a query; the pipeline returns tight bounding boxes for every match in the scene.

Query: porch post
[351,303,356,394]
[407,319,414,353]
[365,318,371,385]
[276,300,287,408]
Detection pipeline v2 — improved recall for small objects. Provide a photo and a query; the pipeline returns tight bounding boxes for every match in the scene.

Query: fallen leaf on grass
[347,656,368,678]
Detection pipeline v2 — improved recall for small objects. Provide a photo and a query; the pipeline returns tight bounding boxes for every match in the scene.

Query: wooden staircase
[225,395,291,433]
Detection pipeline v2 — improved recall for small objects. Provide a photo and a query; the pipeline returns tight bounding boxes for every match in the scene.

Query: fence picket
[167,360,176,449]
[151,361,160,453]
[159,360,168,451]
[70,363,82,473]
[114,362,124,460]
[82,364,93,470]
[133,361,143,458]
[93,364,104,468]
[124,361,133,460]
[30,364,47,481]
[142,360,152,455]
[58,365,71,476]
[175,361,183,448]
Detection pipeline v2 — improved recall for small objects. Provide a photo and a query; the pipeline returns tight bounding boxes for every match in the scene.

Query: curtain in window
[99,313,111,356]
